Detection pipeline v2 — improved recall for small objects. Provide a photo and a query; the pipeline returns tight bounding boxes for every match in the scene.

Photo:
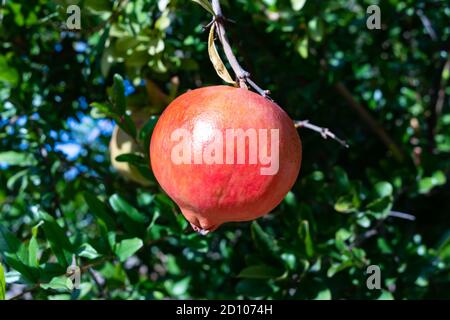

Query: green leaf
[165,276,191,297]
[251,222,280,263]
[140,115,159,159]
[378,290,394,300]
[314,288,332,300]
[28,237,39,268]
[236,279,273,298]
[0,262,5,300]
[335,228,352,251]
[0,151,37,167]
[4,253,40,283]
[115,153,146,166]
[374,181,393,197]
[115,113,137,140]
[90,102,113,118]
[437,231,450,262]
[40,275,73,291]
[109,194,147,235]
[366,196,393,218]
[296,37,309,59]
[114,238,143,262]
[113,74,127,115]
[283,191,297,207]
[85,0,111,13]
[308,18,325,42]
[432,170,447,185]
[418,171,446,194]
[155,11,171,31]
[237,265,283,279]
[0,226,40,282]
[377,238,393,254]
[39,212,74,266]
[6,169,28,190]
[28,221,43,268]
[334,194,359,213]
[298,220,314,257]
[0,225,21,254]
[83,192,116,230]
[291,0,307,11]
[418,177,433,194]
[0,55,19,86]
[191,0,215,16]
[327,260,353,278]
[109,194,147,223]
[107,232,117,250]
[442,63,449,81]
[77,243,100,260]
[139,115,159,142]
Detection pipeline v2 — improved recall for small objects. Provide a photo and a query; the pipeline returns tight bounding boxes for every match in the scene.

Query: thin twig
[435,57,450,117]
[416,9,438,41]
[349,210,416,250]
[349,219,384,250]
[389,211,416,221]
[210,0,272,99]
[9,284,40,300]
[88,268,109,299]
[294,120,349,148]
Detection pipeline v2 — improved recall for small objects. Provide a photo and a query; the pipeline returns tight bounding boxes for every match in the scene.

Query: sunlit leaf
[77,243,100,260]
[0,262,5,300]
[298,220,314,257]
[0,152,37,167]
[291,0,307,11]
[114,238,143,262]
[191,0,215,16]
[296,37,308,59]
[40,275,73,291]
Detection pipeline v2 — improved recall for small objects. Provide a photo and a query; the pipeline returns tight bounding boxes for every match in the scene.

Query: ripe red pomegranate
[150,86,301,233]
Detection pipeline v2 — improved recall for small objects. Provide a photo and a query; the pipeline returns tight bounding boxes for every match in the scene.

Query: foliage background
[0,0,449,300]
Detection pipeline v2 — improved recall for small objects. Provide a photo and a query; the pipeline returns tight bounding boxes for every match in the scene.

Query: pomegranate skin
[150,86,301,232]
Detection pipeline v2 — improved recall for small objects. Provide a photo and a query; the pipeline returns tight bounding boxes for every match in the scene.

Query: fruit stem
[211,0,272,100]
[190,222,210,236]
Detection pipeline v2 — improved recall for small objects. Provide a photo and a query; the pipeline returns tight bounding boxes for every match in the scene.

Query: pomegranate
[110,107,152,186]
[150,86,301,233]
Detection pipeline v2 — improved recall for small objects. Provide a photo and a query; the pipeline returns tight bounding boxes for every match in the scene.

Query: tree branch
[210,0,271,98]
[416,9,438,41]
[9,284,40,300]
[334,82,405,162]
[294,120,349,148]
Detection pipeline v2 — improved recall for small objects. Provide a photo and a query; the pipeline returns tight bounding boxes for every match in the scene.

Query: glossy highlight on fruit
[150,86,302,233]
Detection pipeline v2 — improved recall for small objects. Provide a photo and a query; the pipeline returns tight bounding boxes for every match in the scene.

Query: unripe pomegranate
[110,107,151,186]
[150,86,301,233]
